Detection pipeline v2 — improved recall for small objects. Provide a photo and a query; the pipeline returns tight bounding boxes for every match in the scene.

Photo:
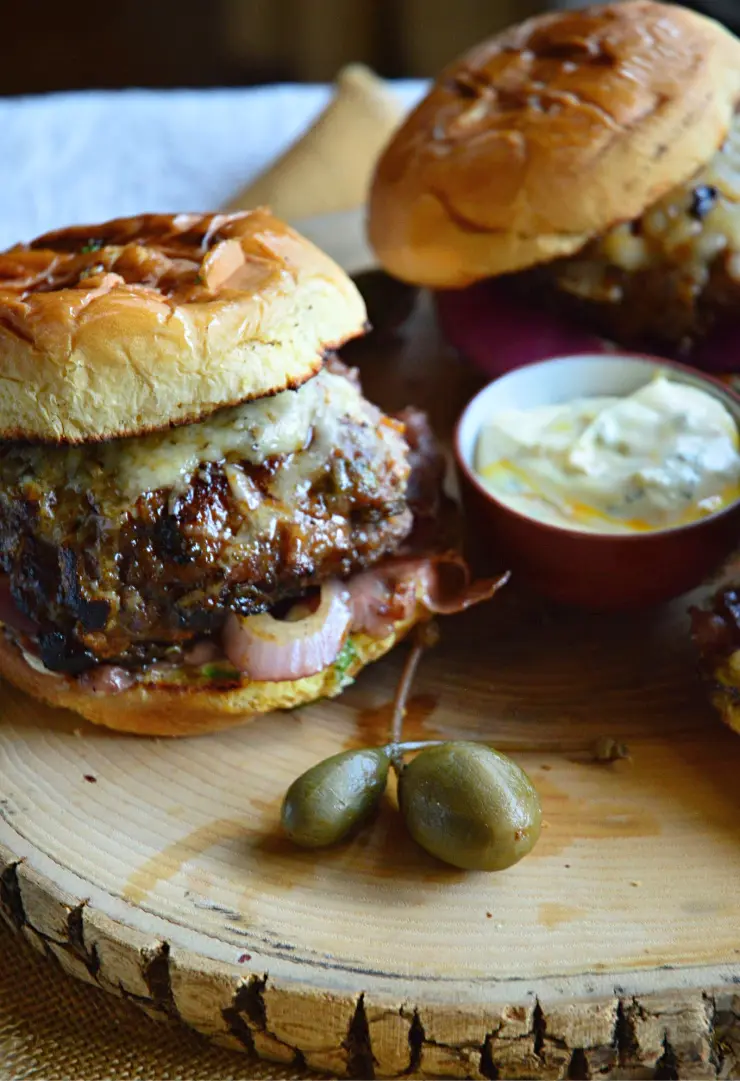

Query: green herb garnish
[202,663,240,681]
[334,639,358,681]
[80,239,103,254]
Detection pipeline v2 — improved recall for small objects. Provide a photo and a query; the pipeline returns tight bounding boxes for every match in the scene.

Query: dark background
[1,0,738,95]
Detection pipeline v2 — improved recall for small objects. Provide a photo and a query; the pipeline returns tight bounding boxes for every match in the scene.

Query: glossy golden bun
[0,210,366,443]
[0,614,422,737]
[369,1,740,287]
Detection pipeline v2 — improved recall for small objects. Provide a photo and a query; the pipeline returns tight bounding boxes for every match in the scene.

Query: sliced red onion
[223,580,352,682]
[78,665,136,695]
[435,280,610,378]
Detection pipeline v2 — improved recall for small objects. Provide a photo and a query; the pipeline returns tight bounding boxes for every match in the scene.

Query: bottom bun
[0,612,422,737]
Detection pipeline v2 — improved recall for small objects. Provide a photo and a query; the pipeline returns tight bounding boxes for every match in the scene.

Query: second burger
[369,0,740,373]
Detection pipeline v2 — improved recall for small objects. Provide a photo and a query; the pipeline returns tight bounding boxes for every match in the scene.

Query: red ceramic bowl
[453,353,740,610]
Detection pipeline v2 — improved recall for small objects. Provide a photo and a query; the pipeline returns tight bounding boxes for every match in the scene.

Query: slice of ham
[417,553,510,615]
[346,567,417,639]
[348,552,509,640]
[223,579,352,682]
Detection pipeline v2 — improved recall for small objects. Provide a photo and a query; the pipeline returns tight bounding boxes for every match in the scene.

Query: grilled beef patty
[0,362,417,673]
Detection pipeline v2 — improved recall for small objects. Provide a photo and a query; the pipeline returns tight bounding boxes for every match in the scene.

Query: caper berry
[397,742,541,871]
[280,748,390,848]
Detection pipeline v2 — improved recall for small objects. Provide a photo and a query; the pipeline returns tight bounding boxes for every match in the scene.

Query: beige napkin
[227,64,403,220]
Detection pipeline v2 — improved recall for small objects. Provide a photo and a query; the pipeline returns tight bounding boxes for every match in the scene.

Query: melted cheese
[1,370,374,502]
[105,369,365,497]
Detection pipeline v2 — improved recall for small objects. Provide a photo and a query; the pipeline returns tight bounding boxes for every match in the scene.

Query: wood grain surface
[0,218,739,1079]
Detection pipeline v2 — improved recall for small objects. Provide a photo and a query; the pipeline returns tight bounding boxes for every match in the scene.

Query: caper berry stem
[387,736,629,763]
[384,622,442,778]
[387,747,406,779]
[389,622,439,745]
[389,641,423,745]
[382,620,626,765]
[391,740,445,754]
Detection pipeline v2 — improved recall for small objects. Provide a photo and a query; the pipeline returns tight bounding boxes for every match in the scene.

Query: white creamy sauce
[16,639,57,677]
[475,375,740,534]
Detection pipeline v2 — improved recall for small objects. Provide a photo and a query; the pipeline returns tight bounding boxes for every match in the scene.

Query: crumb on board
[591,736,630,763]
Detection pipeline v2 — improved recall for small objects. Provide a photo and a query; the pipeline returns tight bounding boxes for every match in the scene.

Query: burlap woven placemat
[0,919,330,1080]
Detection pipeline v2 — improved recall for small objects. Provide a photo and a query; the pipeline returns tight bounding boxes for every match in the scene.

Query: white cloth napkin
[0,83,426,250]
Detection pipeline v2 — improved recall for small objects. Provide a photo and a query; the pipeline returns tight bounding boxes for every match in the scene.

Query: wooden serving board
[1,215,740,1081]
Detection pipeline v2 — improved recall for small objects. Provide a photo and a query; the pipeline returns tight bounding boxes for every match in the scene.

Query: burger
[368,1,740,733]
[368,0,740,375]
[0,210,503,736]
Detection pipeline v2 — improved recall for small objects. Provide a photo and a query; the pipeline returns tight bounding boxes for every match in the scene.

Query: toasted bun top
[368,1,740,287]
[0,210,367,443]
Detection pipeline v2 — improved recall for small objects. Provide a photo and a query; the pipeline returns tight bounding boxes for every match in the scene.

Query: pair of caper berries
[280,740,542,872]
